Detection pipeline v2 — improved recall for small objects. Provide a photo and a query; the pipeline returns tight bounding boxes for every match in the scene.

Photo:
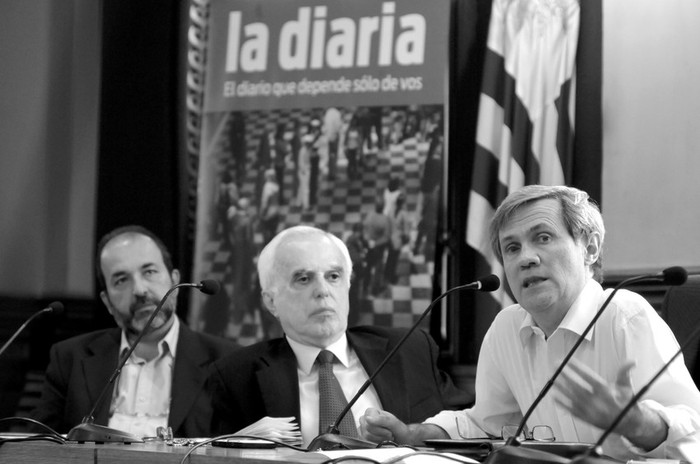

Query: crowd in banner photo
[192,104,446,346]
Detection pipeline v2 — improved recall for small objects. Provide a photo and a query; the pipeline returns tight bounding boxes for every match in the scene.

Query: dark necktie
[317,349,358,437]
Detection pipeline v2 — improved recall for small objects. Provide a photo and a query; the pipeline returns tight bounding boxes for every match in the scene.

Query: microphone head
[47,301,65,316]
[198,279,221,295]
[662,266,688,286]
[479,274,500,292]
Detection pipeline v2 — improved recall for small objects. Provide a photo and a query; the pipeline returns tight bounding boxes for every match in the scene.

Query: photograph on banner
[188,0,451,346]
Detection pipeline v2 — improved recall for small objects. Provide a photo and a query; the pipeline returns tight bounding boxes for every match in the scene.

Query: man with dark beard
[31,225,237,438]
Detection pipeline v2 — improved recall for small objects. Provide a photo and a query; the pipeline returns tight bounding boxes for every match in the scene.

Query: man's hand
[553,358,668,451]
[359,408,448,445]
[359,408,408,443]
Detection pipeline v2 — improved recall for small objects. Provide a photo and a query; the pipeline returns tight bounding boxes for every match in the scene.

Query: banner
[188,0,452,345]
[203,0,449,111]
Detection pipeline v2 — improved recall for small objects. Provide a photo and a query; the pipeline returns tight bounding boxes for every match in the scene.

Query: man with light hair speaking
[359,185,700,461]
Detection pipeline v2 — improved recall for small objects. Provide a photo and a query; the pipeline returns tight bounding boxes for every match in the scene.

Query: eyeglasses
[501,424,555,442]
[455,416,555,442]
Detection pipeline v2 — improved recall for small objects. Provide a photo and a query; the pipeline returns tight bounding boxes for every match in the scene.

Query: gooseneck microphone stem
[507,268,687,446]
[328,284,465,434]
[80,283,187,425]
[0,302,63,359]
[309,275,499,450]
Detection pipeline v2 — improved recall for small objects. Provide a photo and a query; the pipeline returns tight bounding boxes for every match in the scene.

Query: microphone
[306,274,500,451]
[66,280,220,443]
[571,295,700,463]
[0,302,64,359]
[197,279,221,295]
[483,267,688,464]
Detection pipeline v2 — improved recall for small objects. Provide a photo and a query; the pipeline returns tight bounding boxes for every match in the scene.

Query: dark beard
[125,300,175,337]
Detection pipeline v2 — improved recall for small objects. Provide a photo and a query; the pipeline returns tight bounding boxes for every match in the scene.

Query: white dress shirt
[287,334,382,447]
[108,317,179,437]
[425,280,700,461]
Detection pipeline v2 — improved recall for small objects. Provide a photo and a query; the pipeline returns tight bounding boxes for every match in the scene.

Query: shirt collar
[119,315,180,360]
[287,333,350,375]
[519,279,603,346]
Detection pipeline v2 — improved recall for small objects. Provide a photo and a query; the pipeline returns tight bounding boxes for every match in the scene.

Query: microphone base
[307,433,376,451]
[483,445,570,464]
[66,422,144,443]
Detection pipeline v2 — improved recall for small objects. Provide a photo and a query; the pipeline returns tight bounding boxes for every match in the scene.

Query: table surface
[0,440,329,464]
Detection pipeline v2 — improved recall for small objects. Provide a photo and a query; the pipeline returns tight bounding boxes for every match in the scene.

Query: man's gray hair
[488,185,606,282]
[257,225,353,292]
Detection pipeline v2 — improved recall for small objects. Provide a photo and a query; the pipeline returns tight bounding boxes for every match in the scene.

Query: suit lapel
[256,341,300,420]
[82,330,121,425]
[349,330,410,419]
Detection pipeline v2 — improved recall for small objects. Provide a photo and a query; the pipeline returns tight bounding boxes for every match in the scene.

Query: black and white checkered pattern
[193,106,440,346]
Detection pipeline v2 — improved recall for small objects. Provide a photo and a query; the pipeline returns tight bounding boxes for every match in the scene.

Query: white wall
[602,0,700,273]
[0,0,100,297]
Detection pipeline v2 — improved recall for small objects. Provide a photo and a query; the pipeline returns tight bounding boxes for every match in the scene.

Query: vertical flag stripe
[479,49,508,107]
[479,49,544,188]
[470,144,503,209]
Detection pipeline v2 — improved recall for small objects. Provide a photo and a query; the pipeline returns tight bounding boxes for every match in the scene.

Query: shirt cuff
[621,399,700,460]
[423,410,490,440]
[423,410,462,439]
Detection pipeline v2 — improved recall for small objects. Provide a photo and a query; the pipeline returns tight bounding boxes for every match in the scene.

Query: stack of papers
[235,416,302,445]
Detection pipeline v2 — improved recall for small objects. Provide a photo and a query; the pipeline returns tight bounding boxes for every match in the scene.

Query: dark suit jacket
[208,326,466,435]
[31,320,238,437]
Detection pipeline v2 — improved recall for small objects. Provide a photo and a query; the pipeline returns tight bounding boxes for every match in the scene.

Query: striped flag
[466,0,580,323]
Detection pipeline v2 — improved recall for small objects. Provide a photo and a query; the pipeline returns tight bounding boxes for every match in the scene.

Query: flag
[466,0,580,328]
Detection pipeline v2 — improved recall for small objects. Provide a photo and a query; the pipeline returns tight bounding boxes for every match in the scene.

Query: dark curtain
[95,0,190,326]
[573,0,603,207]
[444,0,493,364]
